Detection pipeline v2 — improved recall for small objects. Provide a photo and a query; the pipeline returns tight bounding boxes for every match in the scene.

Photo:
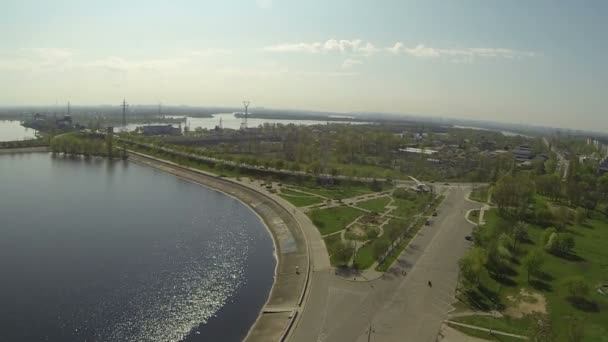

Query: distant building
[398,147,438,155]
[599,158,608,175]
[142,125,181,136]
[512,145,536,161]
[55,115,72,128]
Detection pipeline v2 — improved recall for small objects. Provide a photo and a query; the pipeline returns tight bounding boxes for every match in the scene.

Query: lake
[0,153,275,342]
[0,120,38,141]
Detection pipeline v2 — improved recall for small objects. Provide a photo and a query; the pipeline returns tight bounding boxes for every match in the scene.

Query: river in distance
[0,153,275,342]
[121,112,366,132]
[0,120,38,141]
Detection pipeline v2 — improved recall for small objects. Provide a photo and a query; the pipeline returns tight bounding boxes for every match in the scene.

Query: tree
[565,277,589,299]
[499,232,515,254]
[542,227,557,245]
[598,173,608,201]
[558,234,575,254]
[513,221,529,250]
[372,239,390,260]
[545,232,559,253]
[553,206,570,231]
[573,207,586,225]
[333,241,355,266]
[493,174,535,218]
[522,249,545,282]
[459,247,487,289]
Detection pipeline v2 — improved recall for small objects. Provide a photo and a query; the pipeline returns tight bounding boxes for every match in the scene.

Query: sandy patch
[504,288,547,318]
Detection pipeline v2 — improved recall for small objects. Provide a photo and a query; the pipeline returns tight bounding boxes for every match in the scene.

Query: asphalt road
[290,186,480,342]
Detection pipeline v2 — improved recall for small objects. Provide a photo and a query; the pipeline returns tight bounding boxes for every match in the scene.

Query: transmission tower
[121,99,128,127]
[241,100,250,130]
[67,101,71,116]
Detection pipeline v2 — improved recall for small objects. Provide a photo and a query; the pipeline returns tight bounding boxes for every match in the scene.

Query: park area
[453,198,608,341]
[278,183,443,272]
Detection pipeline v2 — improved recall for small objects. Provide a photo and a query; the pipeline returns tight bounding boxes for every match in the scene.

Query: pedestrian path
[444,321,528,340]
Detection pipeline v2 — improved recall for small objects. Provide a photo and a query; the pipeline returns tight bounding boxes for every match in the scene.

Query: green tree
[598,173,608,201]
[573,207,586,225]
[493,174,535,218]
[542,227,557,245]
[565,277,589,299]
[333,241,355,266]
[372,239,390,260]
[458,247,487,289]
[513,221,529,250]
[545,232,559,253]
[558,234,575,254]
[522,249,545,282]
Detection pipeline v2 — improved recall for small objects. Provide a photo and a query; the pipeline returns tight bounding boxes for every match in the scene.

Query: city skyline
[1,0,606,132]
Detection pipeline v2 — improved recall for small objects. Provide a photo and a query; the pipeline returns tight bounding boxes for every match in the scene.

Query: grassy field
[461,207,608,341]
[446,321,524,342]
[353,242,376,270]
[279,188,324,207]
[470,186,491,203]
[450,315,531,335]
[356,196,391,213]
[392,192,433,218]
[323,233,345,265]
[308,206,364,235]
[468,209,480,224]
[291,184,377,200]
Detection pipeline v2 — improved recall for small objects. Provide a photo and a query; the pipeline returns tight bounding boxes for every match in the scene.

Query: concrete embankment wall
[127,152,310,342]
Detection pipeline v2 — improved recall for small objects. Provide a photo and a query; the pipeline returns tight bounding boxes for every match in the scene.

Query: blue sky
[1,0,606,131]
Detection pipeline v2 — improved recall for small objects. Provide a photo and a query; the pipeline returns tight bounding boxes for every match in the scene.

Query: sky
[0,0,607,131]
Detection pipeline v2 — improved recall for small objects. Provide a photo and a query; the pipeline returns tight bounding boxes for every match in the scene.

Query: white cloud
[388,42,536,61]
[386,42,404,55]
[342,58,362,69]
[265,39,379,56]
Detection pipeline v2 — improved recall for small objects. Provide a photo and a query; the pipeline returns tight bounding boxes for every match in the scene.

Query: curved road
[290,186,480,342]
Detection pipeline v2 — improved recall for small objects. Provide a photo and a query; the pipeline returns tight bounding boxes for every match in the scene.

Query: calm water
[0,120,37,141]
[0,153,275,342]
[173,113,364,130]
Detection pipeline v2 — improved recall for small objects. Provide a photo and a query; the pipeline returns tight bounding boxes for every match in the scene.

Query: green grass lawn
[278,188,324,207]
[470,186,491,203]
[323,233,345,266]
[392,192,433,218]
[461,207,608,341]
[308,206,364,235]
[353,242,376,270]
[291,185,373,200]
[279,194,324,207]
[356,196,391,213]
[450,315,532,336]
[447,321,524,342]
[468,209,480,224]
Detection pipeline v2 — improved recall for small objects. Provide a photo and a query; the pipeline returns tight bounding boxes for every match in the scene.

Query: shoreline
[127,151,311,342]
[0,146,49,154]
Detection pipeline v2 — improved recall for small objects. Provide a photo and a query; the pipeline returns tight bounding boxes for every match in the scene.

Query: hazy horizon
[1,0,606,132]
